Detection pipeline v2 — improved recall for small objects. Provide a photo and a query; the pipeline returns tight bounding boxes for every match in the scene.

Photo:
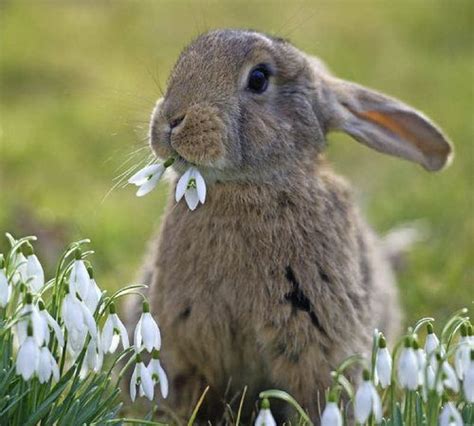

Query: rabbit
[128,29,453,423]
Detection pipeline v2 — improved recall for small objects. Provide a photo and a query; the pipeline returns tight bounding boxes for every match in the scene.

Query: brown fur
[128,29,453,423]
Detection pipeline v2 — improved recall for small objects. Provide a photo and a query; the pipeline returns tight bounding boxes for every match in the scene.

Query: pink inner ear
[359,110,451,159]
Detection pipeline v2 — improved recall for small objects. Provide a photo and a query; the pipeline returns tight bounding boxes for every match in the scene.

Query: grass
[0,0,472,329]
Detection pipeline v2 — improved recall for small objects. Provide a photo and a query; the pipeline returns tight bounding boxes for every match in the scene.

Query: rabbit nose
[169,114,185,130]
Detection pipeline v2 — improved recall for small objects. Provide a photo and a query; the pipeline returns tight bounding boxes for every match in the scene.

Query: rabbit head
[150,29,453,184]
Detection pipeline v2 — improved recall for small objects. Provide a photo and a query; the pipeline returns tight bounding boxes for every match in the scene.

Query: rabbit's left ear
[319,76,453,171]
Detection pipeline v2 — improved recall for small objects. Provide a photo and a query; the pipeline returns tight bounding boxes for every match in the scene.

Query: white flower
[69,257,91,302]
[16,294,47,347]
[37,346,59,383]
[415,344,427,386]
[439,401,463,426]
[130,353,154,401]
[454,325,473,380]
[16,332,39,381]
[82,332,104,377]
[424,323,440,358]
[375,336,392,389]
[39,302,64,348]
[175,167,206,211]
[354,371,382,424]
[321,401,342,426]
[129,163,166,197]
[102,303,129,353]
[254,398,276,426]
[148,350,169,399]
[61,288,97,355]
[134,301,161,352]
[397,339,419,390]
[83,267,102,314]
[12,252,28,285]
[441,360,460,393]
[463,350,474,402]
[0,266,10,308]
[25,251,44,294]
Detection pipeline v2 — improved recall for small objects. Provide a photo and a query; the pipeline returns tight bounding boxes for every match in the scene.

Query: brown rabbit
[129,29,453,422]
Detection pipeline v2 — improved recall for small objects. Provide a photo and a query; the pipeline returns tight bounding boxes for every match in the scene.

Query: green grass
[0,0,472,327]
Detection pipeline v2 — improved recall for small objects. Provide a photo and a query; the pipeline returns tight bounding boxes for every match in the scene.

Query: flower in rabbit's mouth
[128,157,175,197]
[175,166,206,211]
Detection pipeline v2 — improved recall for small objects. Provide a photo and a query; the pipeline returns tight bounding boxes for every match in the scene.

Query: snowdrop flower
[454,323,472,380]
[102,302,129,353]
[397,338,419,390]
[255,398,276,426]
[134,301,161,352]
[148,349,169,399]
[23,243,44,293]
[376,335,392,389]
[424,323,440,359]
[61,285,97,355]
[0,259,10,308]
[82,333,104,377]
[69,251,91,302]
[16,293,47,346]
[413,339,427,387]
[16,325,40,381]
[83,266,102,314]
[439,355,460,393]
[439,401,463,426]
[464,350,474,402]
[38,300,64,348]
[354,370,382,424]
[321,396,342,426]
[129,158,174,197]
[175,166,206,211]
[37,346,60,383]
[12,251,28,285]
[130,352,154,402]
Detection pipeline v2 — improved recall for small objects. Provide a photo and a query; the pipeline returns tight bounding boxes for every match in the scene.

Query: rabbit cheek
[170,105,226,165]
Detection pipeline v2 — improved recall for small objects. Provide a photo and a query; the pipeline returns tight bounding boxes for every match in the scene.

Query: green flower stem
[99,284,148,320]
[413,317,435,334]
[259,390,313,425]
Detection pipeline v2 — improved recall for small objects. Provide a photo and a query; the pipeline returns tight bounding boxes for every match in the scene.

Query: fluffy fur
[129,29,453,423]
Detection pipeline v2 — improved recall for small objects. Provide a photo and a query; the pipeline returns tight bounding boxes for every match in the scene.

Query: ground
[0,0,472,328]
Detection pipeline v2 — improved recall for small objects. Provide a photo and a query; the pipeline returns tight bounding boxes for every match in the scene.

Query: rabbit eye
[247,65,270,94]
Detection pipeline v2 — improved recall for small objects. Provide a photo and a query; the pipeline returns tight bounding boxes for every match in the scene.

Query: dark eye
[247,65,270,94]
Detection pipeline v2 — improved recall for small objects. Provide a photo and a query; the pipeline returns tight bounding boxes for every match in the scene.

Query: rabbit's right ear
[318,76,453,171]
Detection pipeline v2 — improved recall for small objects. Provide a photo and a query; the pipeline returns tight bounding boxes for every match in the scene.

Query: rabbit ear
[320,77,453,171]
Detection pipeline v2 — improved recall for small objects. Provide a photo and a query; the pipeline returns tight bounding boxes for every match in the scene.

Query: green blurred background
[0,0,472,327]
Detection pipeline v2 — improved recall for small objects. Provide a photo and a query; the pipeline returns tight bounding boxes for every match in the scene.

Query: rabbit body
[134,29,452,422]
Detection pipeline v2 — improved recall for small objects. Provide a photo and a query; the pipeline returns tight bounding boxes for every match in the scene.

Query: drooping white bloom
[129,163,166,197]
[62,288,97,355]
[354,371,382,424]
[375,336,392,389]
[454,324,473,380]
[83,267,102,314]
[130,353,154,402]
[424,323,440,358]
[397,339,419,390]
[464,350,474,402]
[148,350,169,399]
[134,301,161,352]
[321,401,343,426]
[439,401,463,426]
[415,342,427,387]
[102,303,129,353]
[0,266,10,308]
[175,167,206,211]
[441,360,460,393]
[16,294,47,347]
[254,398,276,426]
[25,248,45,294]
[37,346,59,383]
[82,332,104,377]
[16,331,39,381]
[12,252,28,285]
[69,256,91,302]
[38,302,64,348]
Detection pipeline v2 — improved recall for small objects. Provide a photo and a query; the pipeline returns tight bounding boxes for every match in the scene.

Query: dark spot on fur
[179,306,192,320]
[272,341,301,363]
[284,266,328,337]
[318,268,330,283]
